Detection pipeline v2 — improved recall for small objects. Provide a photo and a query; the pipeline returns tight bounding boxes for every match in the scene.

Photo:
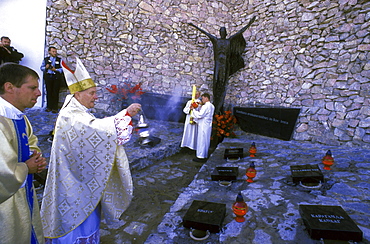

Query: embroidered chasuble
[41,96,133,238]
[0,114,45,244]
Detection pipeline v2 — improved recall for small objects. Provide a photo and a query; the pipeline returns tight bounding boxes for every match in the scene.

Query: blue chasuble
[13,118,39,244]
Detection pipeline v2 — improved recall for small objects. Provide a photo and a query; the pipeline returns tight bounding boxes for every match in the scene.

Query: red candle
[232,192,248,222]
[322,150,334,170]
[249,142,257,157]
[246,162,257,183]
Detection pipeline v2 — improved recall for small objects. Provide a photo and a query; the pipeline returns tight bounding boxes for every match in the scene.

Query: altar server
[191,93,215,162]
[181,90,201,150]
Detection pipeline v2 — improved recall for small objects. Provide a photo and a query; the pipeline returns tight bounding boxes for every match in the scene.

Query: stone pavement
[25,107,204,243]
[25,108,370,244]
[146,132,370,244]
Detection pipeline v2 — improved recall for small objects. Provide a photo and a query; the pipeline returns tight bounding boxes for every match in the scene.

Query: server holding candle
[181,85,201,150]
[189,85,198,124]
[191,92,215,162]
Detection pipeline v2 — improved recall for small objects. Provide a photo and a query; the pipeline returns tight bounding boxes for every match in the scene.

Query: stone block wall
[45,0,370,146]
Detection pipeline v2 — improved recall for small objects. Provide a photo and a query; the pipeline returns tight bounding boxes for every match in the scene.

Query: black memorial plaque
[183,200,226,233]
[290,164,324,184]
[299,205,363,241]
[234,106,301,140]
[224,148,243,160]
[211,167,239,181]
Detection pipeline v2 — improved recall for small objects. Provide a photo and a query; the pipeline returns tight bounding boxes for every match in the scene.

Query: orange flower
[212,110,237,138]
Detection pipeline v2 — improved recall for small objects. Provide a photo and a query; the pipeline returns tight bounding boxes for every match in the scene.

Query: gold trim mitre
[62,57,96,94]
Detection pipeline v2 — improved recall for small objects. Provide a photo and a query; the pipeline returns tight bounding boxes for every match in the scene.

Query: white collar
[0,97,24,119]
[61,95,90,113]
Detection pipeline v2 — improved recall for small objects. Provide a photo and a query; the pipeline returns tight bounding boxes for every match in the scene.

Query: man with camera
[40,46,64,113]
[0,36,24,64]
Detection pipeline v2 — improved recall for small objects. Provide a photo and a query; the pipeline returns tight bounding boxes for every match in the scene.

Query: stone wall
[45,0,370,146]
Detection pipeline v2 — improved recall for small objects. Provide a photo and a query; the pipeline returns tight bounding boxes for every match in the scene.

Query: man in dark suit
[40,46,64,113]
[0,36,24,64]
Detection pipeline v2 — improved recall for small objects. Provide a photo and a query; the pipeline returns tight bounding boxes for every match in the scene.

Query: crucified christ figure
[188,16,256,113]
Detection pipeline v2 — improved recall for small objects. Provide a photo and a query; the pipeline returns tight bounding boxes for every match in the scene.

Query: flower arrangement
[213,110,238,138]
[106,80,145,105]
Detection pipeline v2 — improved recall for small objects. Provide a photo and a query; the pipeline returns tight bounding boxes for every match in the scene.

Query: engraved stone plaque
[224,148,243,160]
[183,200,226,233]
[290,164,324,184]
[299,205,363,241]
[211,167,239,181]
[234,106,301,140]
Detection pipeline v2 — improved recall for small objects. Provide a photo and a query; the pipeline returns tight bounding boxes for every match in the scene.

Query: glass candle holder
[322,150,334,170]
[232,192,248,222]
[246,162,257,183]
[249,142,257,157]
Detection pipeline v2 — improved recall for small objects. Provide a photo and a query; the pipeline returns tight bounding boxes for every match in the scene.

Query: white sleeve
[114,109,134,145]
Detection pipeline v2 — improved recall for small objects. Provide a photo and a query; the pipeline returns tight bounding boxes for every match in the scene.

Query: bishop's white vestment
[192,101,215,159]
[40,96,134,241]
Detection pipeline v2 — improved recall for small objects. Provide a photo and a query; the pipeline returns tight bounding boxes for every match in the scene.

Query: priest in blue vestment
[0,63,47,244]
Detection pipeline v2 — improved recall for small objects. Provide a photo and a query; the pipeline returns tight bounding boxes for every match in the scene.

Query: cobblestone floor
[25,108,205,243]
[147,132,370,244]
[100,148,203,243]
[25,108,370,244]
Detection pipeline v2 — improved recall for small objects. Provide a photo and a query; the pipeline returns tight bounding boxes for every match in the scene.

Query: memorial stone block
[234,106,301,140]
[299,205,363,241]
[290,164,324,185]
[183,200,226,233]
[224,148,243,160]
[211,167,239,181]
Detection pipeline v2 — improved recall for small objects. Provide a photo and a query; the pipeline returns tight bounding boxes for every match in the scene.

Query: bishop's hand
[127,103,142,117]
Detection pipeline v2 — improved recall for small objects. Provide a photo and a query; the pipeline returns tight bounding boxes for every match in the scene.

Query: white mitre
[61,57,96,94]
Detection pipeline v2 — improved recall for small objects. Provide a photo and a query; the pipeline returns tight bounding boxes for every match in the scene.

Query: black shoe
[193,157,207,162]
[45,108,51,112]
[52,110,58,113]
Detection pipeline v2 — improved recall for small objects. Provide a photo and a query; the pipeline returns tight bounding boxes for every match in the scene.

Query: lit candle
[190,85,197,124]
[192,85,196,101]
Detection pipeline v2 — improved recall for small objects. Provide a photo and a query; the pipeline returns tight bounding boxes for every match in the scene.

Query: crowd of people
[0,35,215,243]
